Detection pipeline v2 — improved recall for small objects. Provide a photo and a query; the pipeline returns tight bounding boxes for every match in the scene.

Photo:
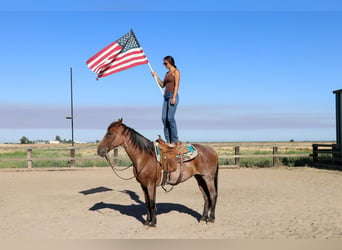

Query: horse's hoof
[199,216,208,223]
[144,221,157,227]
[207,217,215,223]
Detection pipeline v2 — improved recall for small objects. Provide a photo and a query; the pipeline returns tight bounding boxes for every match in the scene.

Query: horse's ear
[117,118,123,124]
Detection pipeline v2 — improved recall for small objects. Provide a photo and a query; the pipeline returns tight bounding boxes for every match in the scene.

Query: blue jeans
[162,92,179,143]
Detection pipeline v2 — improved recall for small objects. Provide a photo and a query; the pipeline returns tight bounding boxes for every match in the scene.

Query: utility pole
[66,67,74,146]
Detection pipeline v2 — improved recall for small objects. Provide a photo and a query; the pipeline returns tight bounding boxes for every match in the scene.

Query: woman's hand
[170,96,176,105]
[152,71,164,88]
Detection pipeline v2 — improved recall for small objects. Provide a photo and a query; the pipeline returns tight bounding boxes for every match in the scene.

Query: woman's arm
[171,69,180,105]
[152,72,164,88]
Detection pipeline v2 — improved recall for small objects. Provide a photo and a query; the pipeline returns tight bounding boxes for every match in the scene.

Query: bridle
[102,132,174,192]
[103,130,135,181]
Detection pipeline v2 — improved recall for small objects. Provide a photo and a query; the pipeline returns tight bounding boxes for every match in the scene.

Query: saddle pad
[154,142,161,162]
[153,142,198,163]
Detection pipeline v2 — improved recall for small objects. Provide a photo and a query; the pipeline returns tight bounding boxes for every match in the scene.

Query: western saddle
[155,136,197,185]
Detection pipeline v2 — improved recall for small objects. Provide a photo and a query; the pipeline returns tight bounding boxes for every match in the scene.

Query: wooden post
[27,148,32,168]
[312,144,318,165]
[70,147,75,168]
[273,146,279,167]
[113,148,119,167]
[234,146,240,167]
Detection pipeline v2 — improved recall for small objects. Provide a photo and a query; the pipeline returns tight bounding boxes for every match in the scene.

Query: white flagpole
[130,29,164,96]
[147,62,164,95]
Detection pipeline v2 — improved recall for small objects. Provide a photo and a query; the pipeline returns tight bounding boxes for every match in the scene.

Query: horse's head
[97,118,125,157]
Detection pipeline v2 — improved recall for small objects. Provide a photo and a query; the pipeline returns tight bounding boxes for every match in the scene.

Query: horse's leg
[204,166,219,223]
[194,175,210,222]
[141,185,151,225]
[208,165,219,222]
[206,179,217,223]
[141,184,157,227]
[147,184,157,227]
[202,168,218,222]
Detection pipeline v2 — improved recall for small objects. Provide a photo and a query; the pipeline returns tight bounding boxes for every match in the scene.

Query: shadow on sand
[88,189,201,225]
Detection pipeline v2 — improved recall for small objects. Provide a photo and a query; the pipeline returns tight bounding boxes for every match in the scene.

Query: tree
[55,135,61,142]
[20,136,31,144]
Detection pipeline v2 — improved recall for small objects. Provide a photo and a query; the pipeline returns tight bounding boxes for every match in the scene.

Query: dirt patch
[0,167,341,239]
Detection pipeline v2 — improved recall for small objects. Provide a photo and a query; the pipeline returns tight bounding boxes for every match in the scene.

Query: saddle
[154,136,198,185]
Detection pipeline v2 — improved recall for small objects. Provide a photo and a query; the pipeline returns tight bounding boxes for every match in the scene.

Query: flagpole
[130,29,164,96]
[147,62,164,95]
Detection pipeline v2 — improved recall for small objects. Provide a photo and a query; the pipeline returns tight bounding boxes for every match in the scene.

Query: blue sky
[1,1,342,142]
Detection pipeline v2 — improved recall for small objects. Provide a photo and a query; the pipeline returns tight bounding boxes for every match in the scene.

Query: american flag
[86,30,148,79]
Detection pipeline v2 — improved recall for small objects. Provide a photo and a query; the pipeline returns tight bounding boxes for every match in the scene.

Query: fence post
[70,147,75,168]
[332,144,342,166]
[113,148,119,167]
[234,146,240,167]
[27,148,32,168]
[273,146,279,167]
[312,144,318,165]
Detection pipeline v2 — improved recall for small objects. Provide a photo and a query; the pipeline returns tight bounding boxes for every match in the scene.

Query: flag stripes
[86,30,148,79]
[98,49,148,77]
[86,42,121,71]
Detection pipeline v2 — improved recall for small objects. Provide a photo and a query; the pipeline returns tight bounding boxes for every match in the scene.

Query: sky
[1,1,342,143]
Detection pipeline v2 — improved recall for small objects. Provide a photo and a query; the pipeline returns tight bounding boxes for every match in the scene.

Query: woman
[152,56,180,147]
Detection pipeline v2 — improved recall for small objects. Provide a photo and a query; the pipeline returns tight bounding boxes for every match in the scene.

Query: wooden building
[312,89,342,169]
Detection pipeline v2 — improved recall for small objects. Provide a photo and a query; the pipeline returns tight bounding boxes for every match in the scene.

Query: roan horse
[97,118,218,227]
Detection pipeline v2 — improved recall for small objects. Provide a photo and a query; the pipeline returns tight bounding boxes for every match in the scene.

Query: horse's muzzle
[97,147,108,157]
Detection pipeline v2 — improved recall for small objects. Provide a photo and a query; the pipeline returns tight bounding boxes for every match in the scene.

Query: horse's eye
[107,132,113,137]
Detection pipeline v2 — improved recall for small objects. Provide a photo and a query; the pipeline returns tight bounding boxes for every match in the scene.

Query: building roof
[333,89,342,94]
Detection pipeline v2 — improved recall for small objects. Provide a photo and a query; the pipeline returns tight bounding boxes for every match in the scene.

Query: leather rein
[104,149,174,192]
[104,150,135,181]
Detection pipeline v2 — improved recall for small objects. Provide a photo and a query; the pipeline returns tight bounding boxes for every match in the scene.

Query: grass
[0,141,331,169]
[0,144,133,168]
[0,151,26,158]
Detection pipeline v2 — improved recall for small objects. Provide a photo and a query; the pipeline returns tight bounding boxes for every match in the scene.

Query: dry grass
[0,141,334,168]
[1,141,328,157]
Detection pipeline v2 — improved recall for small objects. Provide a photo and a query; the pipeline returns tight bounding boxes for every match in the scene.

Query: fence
[0,144,312,169]
[219,145,309,168]
[312,144,342,169]
[25,147,113,168]
[0,146,111,169]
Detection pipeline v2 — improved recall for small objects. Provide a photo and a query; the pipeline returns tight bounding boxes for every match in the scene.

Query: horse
[97,118,219,227]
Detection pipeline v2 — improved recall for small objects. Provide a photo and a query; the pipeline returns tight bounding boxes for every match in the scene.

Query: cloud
[0,104,70,129]
[180,112,333,130]
[0,103,334,131]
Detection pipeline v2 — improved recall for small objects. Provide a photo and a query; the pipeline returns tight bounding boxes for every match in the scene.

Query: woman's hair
[164,56,176,68]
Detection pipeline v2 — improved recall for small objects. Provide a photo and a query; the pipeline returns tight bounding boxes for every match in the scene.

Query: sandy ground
[0,167,341,239]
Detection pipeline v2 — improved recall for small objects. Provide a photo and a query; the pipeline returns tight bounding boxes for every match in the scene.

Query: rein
[104,150,174,192]
[105,151,135,181]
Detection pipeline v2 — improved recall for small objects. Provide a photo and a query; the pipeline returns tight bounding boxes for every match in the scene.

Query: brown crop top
[163,71,175,93]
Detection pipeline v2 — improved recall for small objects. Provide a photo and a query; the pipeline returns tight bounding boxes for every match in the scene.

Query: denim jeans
[162,92,179,143]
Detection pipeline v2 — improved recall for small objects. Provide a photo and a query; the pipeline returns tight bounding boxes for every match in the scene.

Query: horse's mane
[108,122,155,155]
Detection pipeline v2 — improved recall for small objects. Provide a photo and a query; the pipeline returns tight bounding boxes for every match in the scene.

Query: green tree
[20,136,31,144]
[55,135,61,142]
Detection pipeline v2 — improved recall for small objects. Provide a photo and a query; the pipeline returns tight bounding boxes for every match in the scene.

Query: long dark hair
[164,56,176,68]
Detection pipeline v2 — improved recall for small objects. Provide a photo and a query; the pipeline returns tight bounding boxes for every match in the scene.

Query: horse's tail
[214,162,219,194]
